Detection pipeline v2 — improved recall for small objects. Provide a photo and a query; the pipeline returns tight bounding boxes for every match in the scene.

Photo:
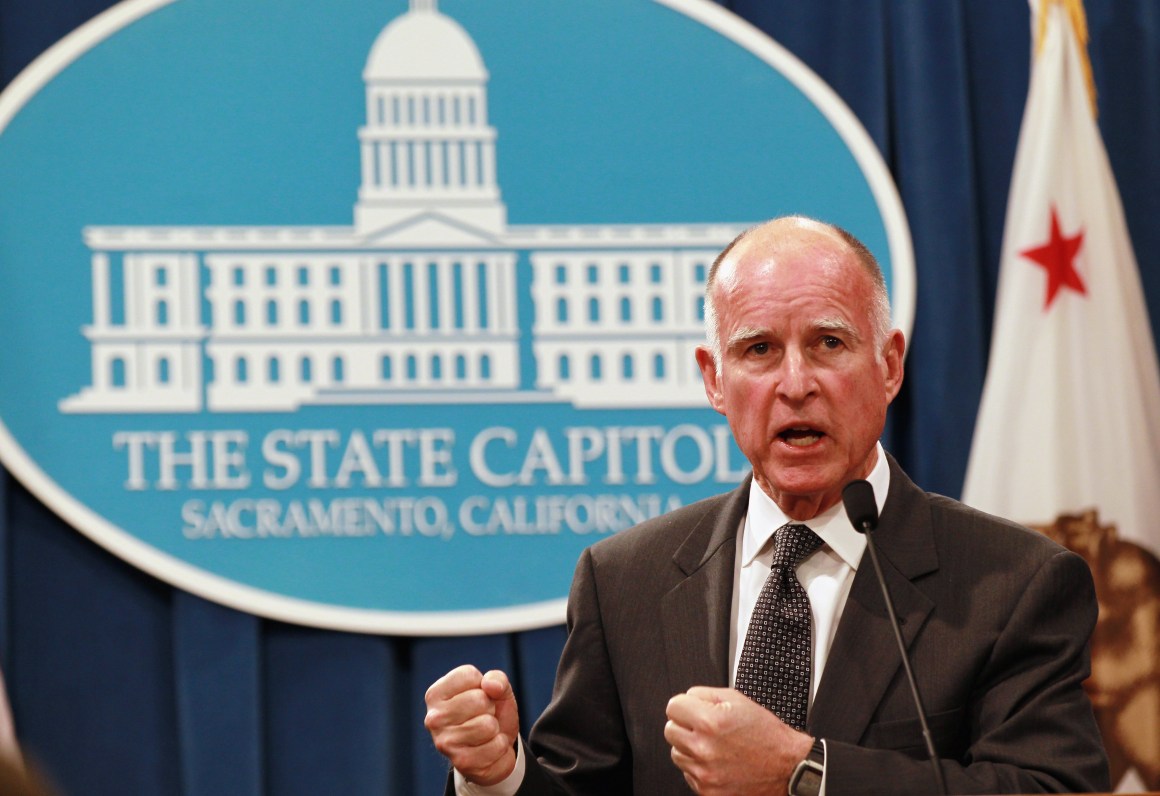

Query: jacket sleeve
[515,547,635,795]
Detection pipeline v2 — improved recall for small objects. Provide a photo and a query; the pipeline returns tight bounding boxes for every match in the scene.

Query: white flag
[962,0,1160,790]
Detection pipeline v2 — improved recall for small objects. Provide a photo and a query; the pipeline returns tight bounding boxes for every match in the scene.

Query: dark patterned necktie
[736,522,823,730]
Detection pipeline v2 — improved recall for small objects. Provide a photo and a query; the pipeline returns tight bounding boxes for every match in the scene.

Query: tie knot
[771,523,823,571]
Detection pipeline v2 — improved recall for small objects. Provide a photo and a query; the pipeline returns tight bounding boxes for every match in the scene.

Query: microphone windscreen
[842,479,878,532]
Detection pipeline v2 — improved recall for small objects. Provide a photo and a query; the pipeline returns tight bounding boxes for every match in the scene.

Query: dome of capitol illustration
[365,1,488,82]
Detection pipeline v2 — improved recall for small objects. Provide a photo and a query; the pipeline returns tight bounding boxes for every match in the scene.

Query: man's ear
[882,330,905,401]
[695,346,726,415]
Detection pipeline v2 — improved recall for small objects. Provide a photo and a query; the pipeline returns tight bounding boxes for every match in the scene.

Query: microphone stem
[862,524,947,795]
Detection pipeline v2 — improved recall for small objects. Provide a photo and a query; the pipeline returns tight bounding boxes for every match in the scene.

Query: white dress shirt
[730,443,890,697]
[457,444,891,795]
[728,443,888,795]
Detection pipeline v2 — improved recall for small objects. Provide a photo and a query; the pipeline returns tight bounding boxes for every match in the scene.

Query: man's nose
[776,349,817,400]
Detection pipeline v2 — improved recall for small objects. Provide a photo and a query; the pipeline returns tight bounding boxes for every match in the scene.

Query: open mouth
[779,427,824,447]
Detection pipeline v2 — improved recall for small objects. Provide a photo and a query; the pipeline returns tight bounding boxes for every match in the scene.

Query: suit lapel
[661,478,749,694]
[809,457,938,743]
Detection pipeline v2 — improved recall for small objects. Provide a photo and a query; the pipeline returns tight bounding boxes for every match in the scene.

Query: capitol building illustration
[60,0,748,413]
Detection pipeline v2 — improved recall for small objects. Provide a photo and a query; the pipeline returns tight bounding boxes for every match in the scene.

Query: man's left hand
[665,687,814,795]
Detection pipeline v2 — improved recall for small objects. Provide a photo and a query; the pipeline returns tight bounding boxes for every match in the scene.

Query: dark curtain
[1,1,1157,794]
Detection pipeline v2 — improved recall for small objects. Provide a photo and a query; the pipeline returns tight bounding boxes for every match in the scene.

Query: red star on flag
[1020,207,1086,309]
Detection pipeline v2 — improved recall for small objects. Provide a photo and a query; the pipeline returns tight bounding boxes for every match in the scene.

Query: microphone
[842,480,946,795]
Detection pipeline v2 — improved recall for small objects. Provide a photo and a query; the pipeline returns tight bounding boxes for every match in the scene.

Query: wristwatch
[787,738,825,796]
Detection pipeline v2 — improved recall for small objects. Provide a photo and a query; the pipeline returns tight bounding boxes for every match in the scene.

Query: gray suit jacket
[510,455,1109,794]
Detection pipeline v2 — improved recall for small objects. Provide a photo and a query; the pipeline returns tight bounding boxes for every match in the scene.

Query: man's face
[695,223,904,520]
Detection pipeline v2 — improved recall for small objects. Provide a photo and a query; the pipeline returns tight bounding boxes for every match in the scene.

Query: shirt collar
[741,442,891,569]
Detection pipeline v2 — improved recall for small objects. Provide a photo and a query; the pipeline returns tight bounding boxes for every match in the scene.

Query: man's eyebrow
[815,316,860,338]
[726,326,769,349]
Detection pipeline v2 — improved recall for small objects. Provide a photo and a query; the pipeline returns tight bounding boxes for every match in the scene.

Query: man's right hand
[424,665,521,786]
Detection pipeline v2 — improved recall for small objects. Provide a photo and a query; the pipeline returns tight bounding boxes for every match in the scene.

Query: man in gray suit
[424,216,1109,794]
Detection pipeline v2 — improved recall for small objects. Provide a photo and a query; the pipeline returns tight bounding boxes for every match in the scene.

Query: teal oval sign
[0,0,913,634]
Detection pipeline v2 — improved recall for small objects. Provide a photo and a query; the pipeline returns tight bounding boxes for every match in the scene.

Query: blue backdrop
[1,1,1158,794]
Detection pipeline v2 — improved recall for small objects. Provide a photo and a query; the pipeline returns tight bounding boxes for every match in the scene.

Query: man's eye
[821,336,842,349]
[749,342,769,355]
